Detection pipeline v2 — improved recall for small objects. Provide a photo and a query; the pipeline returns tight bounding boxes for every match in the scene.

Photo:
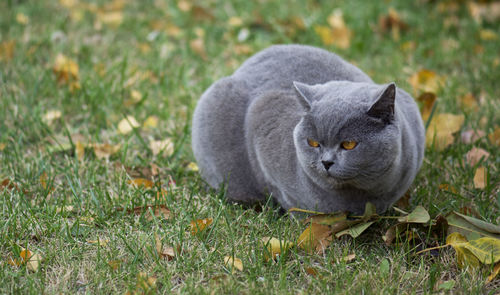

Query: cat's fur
[192,45,425,214]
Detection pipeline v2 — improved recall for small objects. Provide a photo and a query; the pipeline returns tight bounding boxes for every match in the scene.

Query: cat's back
[233,45,372,92]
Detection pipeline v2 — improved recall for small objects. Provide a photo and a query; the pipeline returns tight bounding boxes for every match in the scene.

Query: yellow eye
[341,141,357,150]
[307,138,320,148]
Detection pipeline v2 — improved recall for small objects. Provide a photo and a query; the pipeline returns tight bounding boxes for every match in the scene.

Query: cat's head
[292,81,400,191]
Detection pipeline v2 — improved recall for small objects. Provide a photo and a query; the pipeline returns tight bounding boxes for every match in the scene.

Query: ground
[0,0,499,293]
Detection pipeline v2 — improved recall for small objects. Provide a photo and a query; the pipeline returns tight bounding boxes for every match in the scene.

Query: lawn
[1,0,499,293]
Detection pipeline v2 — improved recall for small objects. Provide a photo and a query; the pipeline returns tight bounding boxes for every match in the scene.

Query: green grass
[1,0,499,293]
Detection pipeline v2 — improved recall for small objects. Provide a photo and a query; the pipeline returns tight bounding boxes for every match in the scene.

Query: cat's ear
[293,81,315,111]
[367,83,396,123]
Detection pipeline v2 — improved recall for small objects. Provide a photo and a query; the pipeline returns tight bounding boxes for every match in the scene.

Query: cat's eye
[307,138,320,148]
[341,141,357,150]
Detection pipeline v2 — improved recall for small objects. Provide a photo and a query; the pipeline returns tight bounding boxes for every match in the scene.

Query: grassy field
[1,0,499,293]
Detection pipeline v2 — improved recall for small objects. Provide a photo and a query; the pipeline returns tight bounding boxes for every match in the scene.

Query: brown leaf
[191,5,214,22]
[378,8,408,40]
[395,191,411,210]
[127,178,154,189]
[315,9,352,49]
[8,248,42,272]
[488,126,500,146]
[473,166,487,189]
[408,70,445,95]
[487,261,500,283]
[297,223,332,254]
[459,93,479,111]
[53,54,79,85]
[190,218,213,235]
[155,235,176,260]
[1,178,20,192]
[466,147,490,166]
[93,143,121,160]
[305,267,318,276]
[107,259,121,270]
[426,113,465,150]
[190,38,207,60]
[416,92,437,122]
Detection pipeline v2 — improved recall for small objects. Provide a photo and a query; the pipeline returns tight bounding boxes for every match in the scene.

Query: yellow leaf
[473,166,486,189]
[488,127,500,146]
[416,92,437,122]
[261,237,294,261]
[135,272,157,293]
[446,232,480,268]
[8,248,42,272]
[463,237,500,265]
[42,110,62,125]
[480,29,498,41]
[75,141,85,162]
[143,116,159,129]
[190,218,213,235]
[87,238,109,246]
[190,38,207,60]
[466,147,490,167]
[118,115,140,134]
[426,113,464,150]
[92,143,121,159]
[0,143,6,151]
[53,54,79,83]
[16,13,29,25]
[97,11,123,27]
[127,178,154,189]
[297,223,332,254]
[0,40,15,62]
[487,261,500,283]
[124,90,143,106]
[228,16,243,27]
[408,69,445,95]
[187,162,199,172]
[177,0,192,12]
[460,93,479,111]
[107,259,121,270]
[149,138,174,156]
[224,256,243,271]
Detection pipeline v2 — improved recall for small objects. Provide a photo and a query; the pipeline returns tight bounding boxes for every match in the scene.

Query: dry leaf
[297,223,332,254]
[0,40,15,61]
[1,178,20,191]
[261,237,294,261]
[224,256,243,271]
[124,90,142,107]
[187,162,199,172]
[408,69,445,95]
[177,0,192,12]
[314,10,352,49]
[143,116,159,129]
[53,53,79,85]
[135,272,157,293]
[416,92,437,122]
[446,232,480,269]
[468,2,500,23]
[16,13,29,25]
[378,8,408,40]
[466,147,490,166]
[228,16,243,27]
[93,143,121,159]
[107,259,121,270]
[338,253,356,264]
[75,141,85,162]
[190,38,207,60]
[488,127,500,146]
[305,267,318,276]
[473,166,486,189]
[149,138,174,156]
[155,235,176,260]
[487,261,500,283]
[461,129,485,144]
[97,11,123,27]
[460,93,479,111]
[8,248,42,272]
[190,218,213,235]
[42,110,62,125]
[127,178,154,189]
[426,113,465,150]
[118,115,140,134]
[87,238,109,246]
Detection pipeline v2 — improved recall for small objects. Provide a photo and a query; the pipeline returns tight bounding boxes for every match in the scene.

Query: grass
[1,0,499,293]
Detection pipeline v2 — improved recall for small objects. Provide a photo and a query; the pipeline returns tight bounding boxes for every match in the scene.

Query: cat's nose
[322,161,334,170]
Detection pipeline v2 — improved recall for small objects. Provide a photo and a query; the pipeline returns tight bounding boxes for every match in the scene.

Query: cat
[191,44,425,214]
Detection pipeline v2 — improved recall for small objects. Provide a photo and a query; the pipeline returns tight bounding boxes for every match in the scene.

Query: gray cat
[192,45,425,214]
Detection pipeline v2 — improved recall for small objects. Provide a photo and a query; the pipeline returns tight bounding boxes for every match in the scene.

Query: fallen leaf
[397,206,430,224]
[446,211,500,240]
[426,113,465,150]
[261,237,294,261]
[335,221,375,239]
[92,143,121,159]
[107,259,121,270]
[190,38,207,60]
[75,141,85,162]
[149,138,174,156]
[438,183,457,194]
[191,5,215,22]
[118,115,140,134]
[480,29,498,41]
[297,223,332,254]
[224,256,243,271]
[487,261,500,283]
[127,178,154,189]
[155,235,175,260]
[461,129,485,144]
[304,212,348,226]
[135,272,157,293]
[8,248,42,272]
[1,178,20,192]
[378,8,408,40]
[468,2,500,23]
[87,238,109,246]
[190,218,213,235]
[143,116,159,129]
[446,233,480,268]
[177,0,192,12]
[53,53,79,85]
[488,127,500,146]
[314,9,352,49]
[187,162,199,172]
[0,143,5,151]
[228,16,243,27]
[0,40,15,61]
[462,237,500,265]
[408,69,445,95]
[16,13,29,25]
[305,267,318,276]
[124,90,143,107]
[395,191,411,210]
[336,253,356,264]
[96,11,123,27]
[416,92,437,122]
[466,147,490,166]
[460,93,479,111]
[42,110,62,125]
[473,166,487,189]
